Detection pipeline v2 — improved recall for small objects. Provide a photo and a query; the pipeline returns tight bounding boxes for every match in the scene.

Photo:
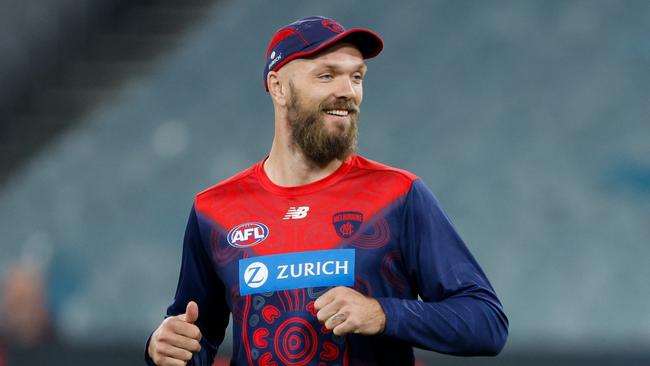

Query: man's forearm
[377,293,508,356]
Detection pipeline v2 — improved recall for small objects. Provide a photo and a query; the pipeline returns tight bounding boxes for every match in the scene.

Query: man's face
[283,44,366,167]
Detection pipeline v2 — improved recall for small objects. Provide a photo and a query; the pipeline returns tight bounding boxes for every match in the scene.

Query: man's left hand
[314,286,386,336]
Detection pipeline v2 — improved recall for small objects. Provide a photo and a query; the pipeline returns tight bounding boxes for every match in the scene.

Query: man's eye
[353,74,364,82]
[319,74,333,80]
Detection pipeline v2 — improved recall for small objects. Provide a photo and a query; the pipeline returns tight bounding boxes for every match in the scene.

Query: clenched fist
[148,301,203,366]
[314,286,386,336]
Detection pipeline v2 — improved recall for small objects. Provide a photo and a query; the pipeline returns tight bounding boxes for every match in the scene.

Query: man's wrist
[371,298,387,334]
[374,297,399,337]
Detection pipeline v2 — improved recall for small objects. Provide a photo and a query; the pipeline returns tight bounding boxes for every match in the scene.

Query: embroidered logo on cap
[322,20,344,33]
[268,51,282,69]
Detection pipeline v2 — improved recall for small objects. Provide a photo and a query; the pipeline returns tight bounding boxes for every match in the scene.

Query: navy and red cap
[263,16,384,91]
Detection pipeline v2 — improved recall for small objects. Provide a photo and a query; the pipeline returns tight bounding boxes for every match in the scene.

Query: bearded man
[146,16,508,366]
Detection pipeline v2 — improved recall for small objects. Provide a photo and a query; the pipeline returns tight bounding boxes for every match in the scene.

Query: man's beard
[286,84,359,168]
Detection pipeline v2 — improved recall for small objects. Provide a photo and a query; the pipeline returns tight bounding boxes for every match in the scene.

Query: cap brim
[320,28,384,59]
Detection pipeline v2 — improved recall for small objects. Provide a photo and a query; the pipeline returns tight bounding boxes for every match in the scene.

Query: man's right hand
[148,301,203,366]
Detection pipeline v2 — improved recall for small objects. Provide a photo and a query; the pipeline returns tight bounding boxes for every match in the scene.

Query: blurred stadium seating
[1,0,648,365]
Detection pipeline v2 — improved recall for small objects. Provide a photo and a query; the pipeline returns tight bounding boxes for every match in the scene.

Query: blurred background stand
[1,0,649,365]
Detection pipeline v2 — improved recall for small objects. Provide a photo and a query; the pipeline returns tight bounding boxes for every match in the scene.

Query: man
[146,16,508,366]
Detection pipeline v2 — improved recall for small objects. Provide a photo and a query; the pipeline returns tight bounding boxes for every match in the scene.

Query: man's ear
[267,71,287,107]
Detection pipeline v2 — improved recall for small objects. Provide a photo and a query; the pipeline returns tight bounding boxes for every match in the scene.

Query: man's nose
[333,77,357,100]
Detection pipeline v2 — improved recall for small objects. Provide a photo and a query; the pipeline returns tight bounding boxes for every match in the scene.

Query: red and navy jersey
[146,155,508,366]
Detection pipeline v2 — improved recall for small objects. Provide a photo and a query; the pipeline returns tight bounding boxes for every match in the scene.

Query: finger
[180,301,199,324]
[314,287,339,310]
[169,319,203,341]
[156,355,189,366]
[164,332,202,353]
[157,342,194,362]
[333,318,356,336]
[325,312,347,330]
[316,301,339,323]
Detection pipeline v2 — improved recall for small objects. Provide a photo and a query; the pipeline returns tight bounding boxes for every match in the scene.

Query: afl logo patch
[227,222,269,248]
[332,211,363,238]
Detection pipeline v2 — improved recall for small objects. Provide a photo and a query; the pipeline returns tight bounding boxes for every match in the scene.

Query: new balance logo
[283,206,310,220]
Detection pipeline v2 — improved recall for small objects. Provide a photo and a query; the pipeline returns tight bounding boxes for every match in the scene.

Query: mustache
[320,99,359,114]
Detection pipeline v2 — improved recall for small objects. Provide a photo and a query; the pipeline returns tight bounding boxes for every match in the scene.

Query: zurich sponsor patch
[227,222,269,248]
[239,249,355,295]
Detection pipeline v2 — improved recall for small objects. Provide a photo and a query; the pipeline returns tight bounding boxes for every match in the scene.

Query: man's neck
[264,140,344,187]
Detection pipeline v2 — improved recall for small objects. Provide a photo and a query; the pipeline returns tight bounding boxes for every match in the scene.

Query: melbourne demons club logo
[332,211,363,238]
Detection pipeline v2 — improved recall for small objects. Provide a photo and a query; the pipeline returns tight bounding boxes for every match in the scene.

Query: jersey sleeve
[376,179,509,356]
[145,204,230,366]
